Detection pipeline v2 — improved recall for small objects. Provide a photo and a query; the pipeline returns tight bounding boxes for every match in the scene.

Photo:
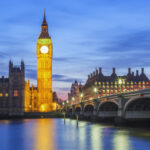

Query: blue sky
[1,0,150,99]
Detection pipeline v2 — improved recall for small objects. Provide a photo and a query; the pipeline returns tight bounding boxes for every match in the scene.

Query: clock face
[40,46,49,54]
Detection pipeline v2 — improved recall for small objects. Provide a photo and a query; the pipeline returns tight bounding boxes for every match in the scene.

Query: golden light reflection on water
[113,130,130,150]
[33,119,56,150]
[78,122,86,150]
[91,125,102,150]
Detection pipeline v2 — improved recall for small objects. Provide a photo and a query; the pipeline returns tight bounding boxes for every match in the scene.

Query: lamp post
[118,78,123,93]
[94,87,97,98]
[80,93,83,102]
[72,97,75,104]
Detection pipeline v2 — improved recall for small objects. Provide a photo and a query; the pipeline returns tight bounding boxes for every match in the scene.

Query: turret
[21,60,25,73]
[140,68,149,82]
[141,68,144,74]
[128,68,131,75]
[88,75,90,80]
[96,69,98,76]
[136,70,139,76]
[99,67,103,75]
[113,67,115,74]
[9,60,13,77]
[111,67,117,79]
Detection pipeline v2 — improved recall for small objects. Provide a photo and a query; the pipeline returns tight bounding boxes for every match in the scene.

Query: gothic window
[14,90,19,96]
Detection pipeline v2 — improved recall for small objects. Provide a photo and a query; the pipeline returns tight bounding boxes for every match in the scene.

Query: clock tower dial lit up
[36,10,53,112]
[40,46,49,54]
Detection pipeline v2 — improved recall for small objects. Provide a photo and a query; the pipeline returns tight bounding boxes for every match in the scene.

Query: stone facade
[0,61,25,116]
[69,67,150,103]
[68,80,82,103]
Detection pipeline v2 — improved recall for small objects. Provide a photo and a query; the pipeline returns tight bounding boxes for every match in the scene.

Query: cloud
[26,68,37,80]
[53,74,82,83]
[101,30,150,53]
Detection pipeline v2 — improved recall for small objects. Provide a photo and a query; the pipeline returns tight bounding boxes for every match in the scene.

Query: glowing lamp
[94,87,97,93]
[40,104,45,112]
[118,79,123,85]
[80,93,83,98]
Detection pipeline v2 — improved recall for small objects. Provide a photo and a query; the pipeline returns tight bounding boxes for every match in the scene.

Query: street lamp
[118,78,124,93]
[72,97,75,101]
[94,87,97,93]
[94,87,97,98]
[118,79,123,85]
[80,93,83,102]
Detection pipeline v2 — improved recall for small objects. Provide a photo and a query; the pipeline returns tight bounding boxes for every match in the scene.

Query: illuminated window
[5,93,8,97]
[14,90,19,96]
[0,93,3,97]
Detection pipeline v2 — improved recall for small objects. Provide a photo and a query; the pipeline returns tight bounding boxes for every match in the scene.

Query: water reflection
[113,130,130,150]
[91,124,102,150]
[33,119,56,150]
[0,119,150,150]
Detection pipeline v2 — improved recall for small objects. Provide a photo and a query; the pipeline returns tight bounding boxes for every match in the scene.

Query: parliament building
[0,11,56,116]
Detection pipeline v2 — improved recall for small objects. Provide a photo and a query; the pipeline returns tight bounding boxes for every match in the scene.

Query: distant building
[69,67,150,103]
[0,60,25,116]
[68,80,82,103]
[53,91,59,103]
[0,11,57,115]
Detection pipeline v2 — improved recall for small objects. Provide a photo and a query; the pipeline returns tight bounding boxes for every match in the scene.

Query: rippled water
[0,119,150,150]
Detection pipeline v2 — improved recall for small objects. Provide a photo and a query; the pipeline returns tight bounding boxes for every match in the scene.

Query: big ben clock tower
[37,11,53,112]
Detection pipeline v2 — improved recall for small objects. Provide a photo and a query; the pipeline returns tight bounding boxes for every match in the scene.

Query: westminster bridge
[61,88,150,123]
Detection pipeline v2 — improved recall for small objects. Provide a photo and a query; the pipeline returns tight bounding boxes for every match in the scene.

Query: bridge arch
[98,101,119,118]
[84,104,94,112]
[98,101,119,111]
[75,107,81,112]
[124,96,150,119]
[69,108,72,113]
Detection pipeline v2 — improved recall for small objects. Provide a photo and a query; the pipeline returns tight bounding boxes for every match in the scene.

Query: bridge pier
[79,102,84,119]
[92,100,100,121]
[115,95,126,125]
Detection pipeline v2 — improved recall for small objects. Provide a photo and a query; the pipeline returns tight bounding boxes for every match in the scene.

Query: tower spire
[39,9,51,39]
[42,8,48,26]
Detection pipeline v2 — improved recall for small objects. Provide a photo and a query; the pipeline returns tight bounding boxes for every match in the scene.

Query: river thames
[0,118,150,150]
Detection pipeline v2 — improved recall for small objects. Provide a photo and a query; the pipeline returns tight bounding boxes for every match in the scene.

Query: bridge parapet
[63,88,150,121]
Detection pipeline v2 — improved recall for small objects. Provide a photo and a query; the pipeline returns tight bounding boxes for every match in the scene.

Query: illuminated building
[0,11,56,115]
[68,80,82,104]
[24,80,30,112]
[36,10,53,112]
[25,10,55,112]
[69,67,150,103]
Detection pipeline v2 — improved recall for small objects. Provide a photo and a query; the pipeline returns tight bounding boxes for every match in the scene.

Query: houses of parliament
[0,11,56,116]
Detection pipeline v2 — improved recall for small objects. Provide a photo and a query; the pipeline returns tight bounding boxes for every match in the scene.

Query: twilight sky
[1,0,150,99]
